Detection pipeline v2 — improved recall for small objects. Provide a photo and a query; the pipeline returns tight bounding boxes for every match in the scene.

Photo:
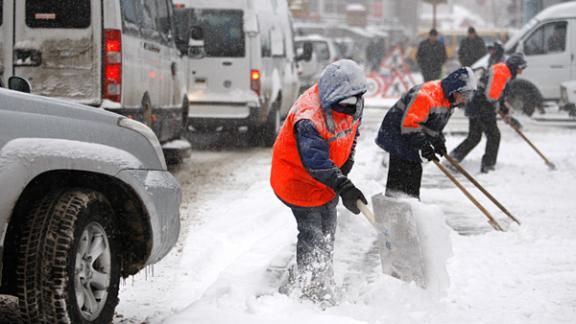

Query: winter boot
[480,164,495,173]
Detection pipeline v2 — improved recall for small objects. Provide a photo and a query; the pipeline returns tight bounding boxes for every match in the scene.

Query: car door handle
[550,65,565,69]
[14,49,42,67]
[143,42,161,53]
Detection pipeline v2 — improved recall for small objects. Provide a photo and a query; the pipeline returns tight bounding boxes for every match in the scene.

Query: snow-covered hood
[318,59,367,110]
[0,88,118,124]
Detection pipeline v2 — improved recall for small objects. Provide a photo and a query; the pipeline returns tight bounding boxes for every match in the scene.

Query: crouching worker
[270,60,368,304]
[376,67,477,199]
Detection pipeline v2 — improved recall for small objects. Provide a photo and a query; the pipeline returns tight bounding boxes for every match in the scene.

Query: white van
[473,2,576,116]
[0,0,190,145]
[174,0,302,146]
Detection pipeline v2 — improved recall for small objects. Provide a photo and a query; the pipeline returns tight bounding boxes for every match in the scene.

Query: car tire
[507,79,543,117]
[16,189,120,324]
[141,93,154,128]
[261,99,282,147]
[182,96,190,132]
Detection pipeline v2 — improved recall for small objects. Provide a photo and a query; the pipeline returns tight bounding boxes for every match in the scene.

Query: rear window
[26,0,90,28]
[194,9,245,58]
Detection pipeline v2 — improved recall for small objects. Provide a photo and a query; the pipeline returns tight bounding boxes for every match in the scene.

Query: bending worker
[449,53,527,173]
[270,60,367,303]
[376,67,477,199]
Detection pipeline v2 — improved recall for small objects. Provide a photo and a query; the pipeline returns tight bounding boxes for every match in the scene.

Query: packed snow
[115,106,576,324]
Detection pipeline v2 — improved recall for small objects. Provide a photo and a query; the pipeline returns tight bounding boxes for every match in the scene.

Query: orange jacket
[400,81,452,136]
[485,63,512,103]
[270,85,360,207]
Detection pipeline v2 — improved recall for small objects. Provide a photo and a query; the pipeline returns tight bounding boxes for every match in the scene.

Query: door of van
[0,1,14,86]
[13,0,102,105]
[186,8,252,110]
[520,20,572,99]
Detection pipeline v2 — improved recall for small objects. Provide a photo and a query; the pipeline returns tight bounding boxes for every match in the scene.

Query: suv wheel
[16,189,120,324]
[507,79,543,117]
[261,100,282,147]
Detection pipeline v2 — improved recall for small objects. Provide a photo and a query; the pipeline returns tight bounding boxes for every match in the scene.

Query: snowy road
[114,107,576,324]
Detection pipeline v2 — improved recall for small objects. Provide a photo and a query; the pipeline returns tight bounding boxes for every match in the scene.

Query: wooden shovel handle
[357,200,376,225]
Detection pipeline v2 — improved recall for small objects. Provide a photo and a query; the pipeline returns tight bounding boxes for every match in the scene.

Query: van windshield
[26,0,90,29]
[194,9,245,58]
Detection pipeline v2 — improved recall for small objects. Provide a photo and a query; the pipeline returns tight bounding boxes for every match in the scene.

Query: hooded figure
[270,59,368,304]
[376,67,477,198]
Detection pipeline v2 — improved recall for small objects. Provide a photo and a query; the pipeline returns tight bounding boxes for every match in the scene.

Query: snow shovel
[443,155,521,225]
[357,198,427,287]
[433,160,504,231]
[501,103,556,170]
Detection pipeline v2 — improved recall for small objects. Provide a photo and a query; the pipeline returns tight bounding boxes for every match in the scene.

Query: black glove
[500,104,510,115]
[339,182,367,215]
[340,158,354,176]
[431,135,447,157]
[420,143,439,162]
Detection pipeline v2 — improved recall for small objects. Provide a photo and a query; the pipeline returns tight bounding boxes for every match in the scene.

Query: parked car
[295,35,340,94]
[0,77,181,323]
[472,2,576,116]
[559,80,576,117]
[0,0,191,154]
[174,0,304,146]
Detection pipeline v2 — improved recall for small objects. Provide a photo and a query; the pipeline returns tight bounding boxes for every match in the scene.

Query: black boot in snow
[481,165,495,173]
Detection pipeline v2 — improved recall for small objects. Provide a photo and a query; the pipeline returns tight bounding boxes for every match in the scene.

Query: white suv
[0,78,181,323]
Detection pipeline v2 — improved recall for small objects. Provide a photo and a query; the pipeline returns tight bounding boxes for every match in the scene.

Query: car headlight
[118,117,167,170]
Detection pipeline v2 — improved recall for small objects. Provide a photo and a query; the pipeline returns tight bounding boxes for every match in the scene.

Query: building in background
[288,0,420,38]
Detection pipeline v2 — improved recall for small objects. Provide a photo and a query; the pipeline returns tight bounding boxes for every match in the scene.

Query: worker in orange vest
[270,60,367,304]
[376,67,477,199]
[449,53,527,173]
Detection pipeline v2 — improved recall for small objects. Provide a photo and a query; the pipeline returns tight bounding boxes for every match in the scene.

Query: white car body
[0,0,188,144]
[295,35,339,92]
[473,2,576,101]
[175,0,300,130]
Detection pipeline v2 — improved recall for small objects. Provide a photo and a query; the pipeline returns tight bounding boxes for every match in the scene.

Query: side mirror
[296,42,313,62]
[8,76,31,93]
[187,26,205,59]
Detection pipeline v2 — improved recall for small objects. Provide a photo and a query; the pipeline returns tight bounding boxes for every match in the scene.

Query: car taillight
[104,29,122,103]
[250,69,261,96]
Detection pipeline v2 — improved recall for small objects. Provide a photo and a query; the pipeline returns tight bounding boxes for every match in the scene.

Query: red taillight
[250,69,261,96]
[103,29,122,103]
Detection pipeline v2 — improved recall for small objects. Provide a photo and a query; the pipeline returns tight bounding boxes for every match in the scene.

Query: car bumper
[116,169,181,265]
[188,103,262,128]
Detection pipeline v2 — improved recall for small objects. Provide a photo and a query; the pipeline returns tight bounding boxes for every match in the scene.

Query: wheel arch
[508,78,544,116]
[1,170,152,294]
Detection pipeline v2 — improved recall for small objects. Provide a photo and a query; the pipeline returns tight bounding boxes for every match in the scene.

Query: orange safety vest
[485,63,512,103]
[270,84,360,207]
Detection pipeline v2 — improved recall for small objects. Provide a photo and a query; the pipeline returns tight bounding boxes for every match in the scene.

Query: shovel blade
[371,194,427,288]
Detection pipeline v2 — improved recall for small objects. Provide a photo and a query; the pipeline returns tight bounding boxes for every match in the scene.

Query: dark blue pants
[450,114,501,169]
[290,198,338,282]
[385,153,423,199]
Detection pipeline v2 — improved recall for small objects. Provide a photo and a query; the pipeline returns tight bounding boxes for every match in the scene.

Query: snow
[115,107,576,324]
[162,139,192,150]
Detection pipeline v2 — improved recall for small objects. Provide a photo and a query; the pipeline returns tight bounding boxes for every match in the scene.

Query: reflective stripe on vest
[270,85,359,207]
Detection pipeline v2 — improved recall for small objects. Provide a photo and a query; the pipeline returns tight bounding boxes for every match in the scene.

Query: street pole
[433,3,437,29]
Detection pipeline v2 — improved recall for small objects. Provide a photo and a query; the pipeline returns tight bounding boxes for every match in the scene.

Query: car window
[155,0,172,43]
[0,0,3,26]
[314,42,330,61]
[26,0,90,28]
[194,9,245,58]
[120,0,143,35]
[524,21,567,56]
[141,0,161,41]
